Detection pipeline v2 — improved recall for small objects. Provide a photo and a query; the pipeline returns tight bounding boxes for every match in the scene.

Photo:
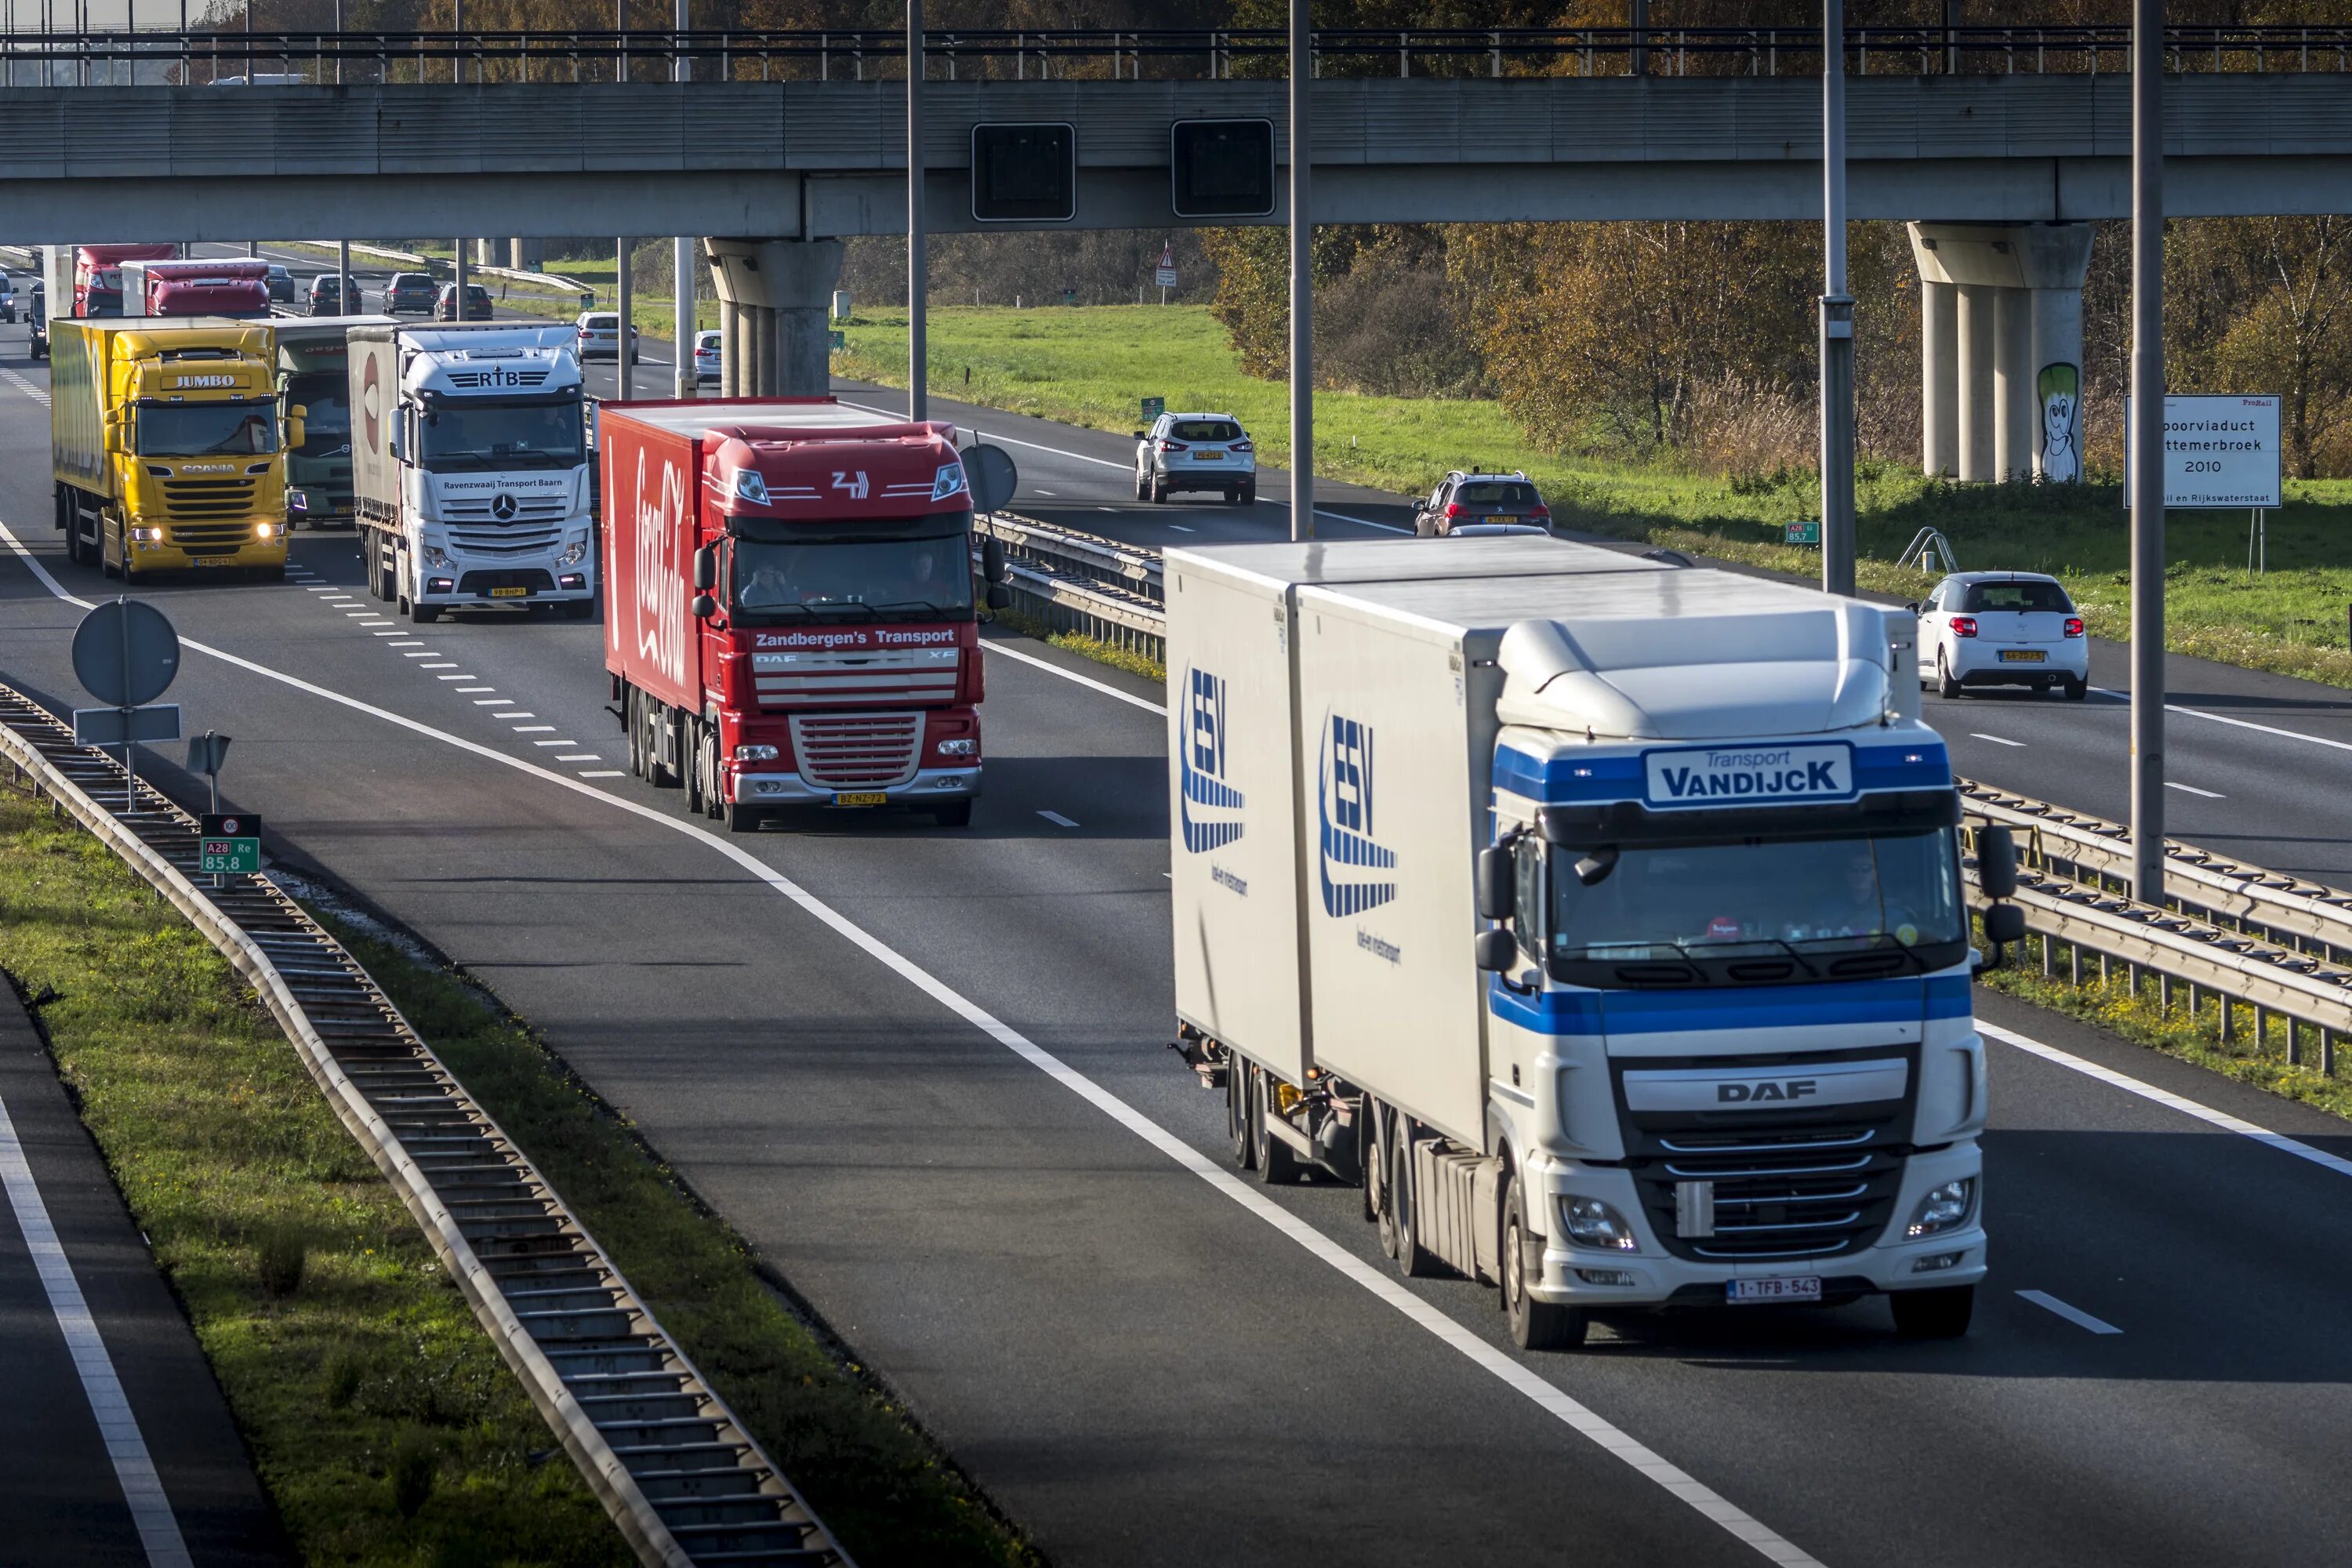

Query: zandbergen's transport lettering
[1642,742,1855,808]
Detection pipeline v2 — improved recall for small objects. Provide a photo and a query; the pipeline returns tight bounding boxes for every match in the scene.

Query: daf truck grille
[788,712,923,789]
[163,478,256,519]
[1613,1045,1917,1261]
[753,646,960,710]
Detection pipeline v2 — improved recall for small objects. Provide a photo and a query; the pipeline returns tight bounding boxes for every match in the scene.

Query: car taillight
[1445,503,1467,517]
[1528,503,1551,520]
[1159,439,1189,452]
[1231,440,1253,453]
[1951,615,1978,637]
[2064,617,2085,637]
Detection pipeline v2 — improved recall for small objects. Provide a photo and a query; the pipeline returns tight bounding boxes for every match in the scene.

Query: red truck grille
[789,713,923,790]
[753,647,960,709]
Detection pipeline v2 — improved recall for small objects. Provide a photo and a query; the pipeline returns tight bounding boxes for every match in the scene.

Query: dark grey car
[1414,471,1552,537]
[383,271,438,314]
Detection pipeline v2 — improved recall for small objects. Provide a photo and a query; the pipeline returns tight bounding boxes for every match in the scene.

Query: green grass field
[837,305,2352,688]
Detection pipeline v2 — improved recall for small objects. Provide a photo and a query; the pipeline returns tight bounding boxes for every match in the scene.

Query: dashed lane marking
[1038,810,1079,828]
[2017,1290,2122,1334]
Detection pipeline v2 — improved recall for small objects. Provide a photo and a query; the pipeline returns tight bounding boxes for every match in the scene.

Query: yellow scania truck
[51,317,299,581]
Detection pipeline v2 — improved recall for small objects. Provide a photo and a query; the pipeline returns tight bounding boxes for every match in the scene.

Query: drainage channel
[0,682,851,1568]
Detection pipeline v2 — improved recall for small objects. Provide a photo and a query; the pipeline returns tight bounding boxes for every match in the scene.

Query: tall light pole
[1818,1,1856,597]
[674,0,694,396]
[2129,0,2166,902]
[907,0,926,422]
[1287,0,1310,542]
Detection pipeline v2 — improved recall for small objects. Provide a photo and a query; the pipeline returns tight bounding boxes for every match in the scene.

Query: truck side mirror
[387,435,401,460]
[285,414,305,448]
[981,534,1007,585]
[1976,825,2018,899]
[692,546,717,591]
[1473,927,1517,973]
[103,417,125,455]
[691,593,718,619]
[1475,844,1514,922]
[985,584,1011,611]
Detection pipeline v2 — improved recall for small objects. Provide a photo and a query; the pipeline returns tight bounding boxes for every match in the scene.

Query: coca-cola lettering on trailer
[632,448,691,690]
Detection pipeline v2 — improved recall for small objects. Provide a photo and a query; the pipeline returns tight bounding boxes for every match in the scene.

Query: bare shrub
[1681,376,1816,485]
[1315,263,1490,399]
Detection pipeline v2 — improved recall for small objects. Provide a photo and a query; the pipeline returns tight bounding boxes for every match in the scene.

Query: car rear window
[1454,481,1539,506]
[1963,579,2072,612]
[1171,419,1240,441]
[583,314,616,328]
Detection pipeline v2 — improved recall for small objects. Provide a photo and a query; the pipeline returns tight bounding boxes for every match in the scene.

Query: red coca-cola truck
[601,397,1010,830]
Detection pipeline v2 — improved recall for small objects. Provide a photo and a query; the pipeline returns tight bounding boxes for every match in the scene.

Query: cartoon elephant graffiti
[2037,362,2082,483]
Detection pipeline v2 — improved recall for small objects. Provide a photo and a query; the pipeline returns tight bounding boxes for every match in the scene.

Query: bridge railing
[2,24,2350,89]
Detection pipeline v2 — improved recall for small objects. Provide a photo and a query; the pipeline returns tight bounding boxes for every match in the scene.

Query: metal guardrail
[973,513,1166,664]
[473,264,597,307]
[979,512,1161,602]
[5,24,2352,85]
[0,683,851,1568]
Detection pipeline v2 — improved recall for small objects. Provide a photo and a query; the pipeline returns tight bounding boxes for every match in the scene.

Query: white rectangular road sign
[2127,394,2283,509]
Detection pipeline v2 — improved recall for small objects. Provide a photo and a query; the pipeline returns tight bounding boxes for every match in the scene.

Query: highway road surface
[1,309,2350,1566]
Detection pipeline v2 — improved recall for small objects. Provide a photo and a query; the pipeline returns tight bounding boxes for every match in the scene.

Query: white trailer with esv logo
[1167,541,2021,1348]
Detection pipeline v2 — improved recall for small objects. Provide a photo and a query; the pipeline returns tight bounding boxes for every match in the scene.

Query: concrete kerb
[0,722,703,1568]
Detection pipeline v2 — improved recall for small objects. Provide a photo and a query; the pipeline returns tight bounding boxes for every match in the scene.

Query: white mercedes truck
[349,321,595,623]
[1167,538,2020,1348]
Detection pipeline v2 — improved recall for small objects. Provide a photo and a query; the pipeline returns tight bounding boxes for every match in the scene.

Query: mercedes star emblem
[490,492,518,521]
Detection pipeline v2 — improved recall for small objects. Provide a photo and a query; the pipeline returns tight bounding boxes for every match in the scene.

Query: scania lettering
[347,321,596,622]
[1167,539,2015,1348]
[50,317,295,580]
[600,397,1011,831]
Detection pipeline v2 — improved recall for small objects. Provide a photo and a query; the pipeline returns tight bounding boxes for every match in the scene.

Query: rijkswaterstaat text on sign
[2126,394,2283,510]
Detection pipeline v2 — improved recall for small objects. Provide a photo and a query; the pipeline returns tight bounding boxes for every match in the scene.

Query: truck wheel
[684,724,710,815]
[410,597,441,624]
[1504,1171,1587,1351]
[1890,1284,1975,1340]
[1250,1066,1301,1185]
[1227,1058,1256,1171]
[1385,1115,1439,1277]
[723,800,760,834]
[931,800,973,827]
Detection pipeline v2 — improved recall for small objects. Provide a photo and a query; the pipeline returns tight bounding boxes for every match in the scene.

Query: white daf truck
[349,321,596,622]
[1167,538,2021,1348]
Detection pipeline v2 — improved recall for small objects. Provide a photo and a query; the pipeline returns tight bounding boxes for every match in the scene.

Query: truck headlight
[1906,1178,1976,1237]
[255,521,278,539]
[936,738,978,757]
[734,744,779,762]
[130,526,164,543]
[1558,1196,1639,1252]
[557,537,589,568]
[421,545,449,568]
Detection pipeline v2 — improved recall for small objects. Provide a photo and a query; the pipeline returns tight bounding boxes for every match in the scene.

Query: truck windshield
[136,402,279,456]
[1548,826,1965,981]
[419,399,584,471]
[285,373,350,452]
[731,532,974,623]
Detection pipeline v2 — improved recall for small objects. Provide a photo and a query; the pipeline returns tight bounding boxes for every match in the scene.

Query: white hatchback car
[574,310,641,364]
[1914,572,2088,701]
[1134,412,1256,505]
[693,329,721,386]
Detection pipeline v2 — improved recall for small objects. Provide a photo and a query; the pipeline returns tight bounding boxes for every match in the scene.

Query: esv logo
[1317,713,1395,916]
[1178,666,1243,854]
[1718,1080,1819,1104]
[831,470,869,499]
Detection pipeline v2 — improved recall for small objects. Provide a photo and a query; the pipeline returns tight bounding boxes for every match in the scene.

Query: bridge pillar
[702,238,844,397]
[1910,222,2094,482]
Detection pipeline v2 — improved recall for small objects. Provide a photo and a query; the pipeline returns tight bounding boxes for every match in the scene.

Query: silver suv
[1414,470,1551,536]
[1134,412,1256,506]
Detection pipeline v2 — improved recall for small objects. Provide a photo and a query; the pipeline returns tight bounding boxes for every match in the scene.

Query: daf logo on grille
[490,492,518,521]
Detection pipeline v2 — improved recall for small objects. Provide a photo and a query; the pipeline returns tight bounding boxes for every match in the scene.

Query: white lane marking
[1033,488,1057,496]
[372,632,405,637]
[495,711,535,718]
[530,739,575,748]
[982,641,1165,716]
[434,675,474,682]
[303,586,336,593]
[2092,685,2352,757]
[0,513,1825,1568]
[1968,733,2025,748]
[456,688,495,694]
[1038,810,1079,828]
[578,770,625,778]
[0,1089,194,1567]
[1979,1020,2352,1181]
[2016,1290,2122,1335]
[419,662,458,670]
[555,753,600,762]
[2164,782,2224,799]
[470,699,509,705]
[341,612,372,618]
[2,366,53,405]
[387,640,423,648]
[358,620,392,627]
[513,724,555,733]
[401,652,435,659]
[1169,524,1196,532]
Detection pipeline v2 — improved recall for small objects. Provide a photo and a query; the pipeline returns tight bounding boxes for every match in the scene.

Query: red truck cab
[73,244,176,318]
[130,259,273,320]
[602,397,985,830]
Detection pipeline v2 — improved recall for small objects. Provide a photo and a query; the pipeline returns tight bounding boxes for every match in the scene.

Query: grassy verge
[1984,930,2352,1124]
[839,304,2352,690]
[310,913,1036,1567]
[0,783,627,1566]
[987,606,1164,684]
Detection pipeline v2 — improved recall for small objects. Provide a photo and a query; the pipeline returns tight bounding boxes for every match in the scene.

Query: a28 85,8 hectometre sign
[2125,394,2283,510]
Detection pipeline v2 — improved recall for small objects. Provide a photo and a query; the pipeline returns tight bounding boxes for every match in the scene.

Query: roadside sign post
[1155,241,1178,303]
[1784,520,1822,546]
[188,731,232,816]
[198,814,260,880]
[2125,393,2283,575]
[70,597,181,815]
[1141,396,1164,424]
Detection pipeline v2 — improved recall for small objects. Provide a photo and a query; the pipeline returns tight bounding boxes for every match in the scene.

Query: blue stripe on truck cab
[1492,741,1950,805]
[1489,973,1973,1036]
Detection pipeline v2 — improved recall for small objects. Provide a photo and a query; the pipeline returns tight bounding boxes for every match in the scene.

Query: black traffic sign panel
[71,597,180,708]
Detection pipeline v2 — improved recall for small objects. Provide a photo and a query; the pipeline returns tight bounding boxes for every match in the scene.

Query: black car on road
[383,271,438,314]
